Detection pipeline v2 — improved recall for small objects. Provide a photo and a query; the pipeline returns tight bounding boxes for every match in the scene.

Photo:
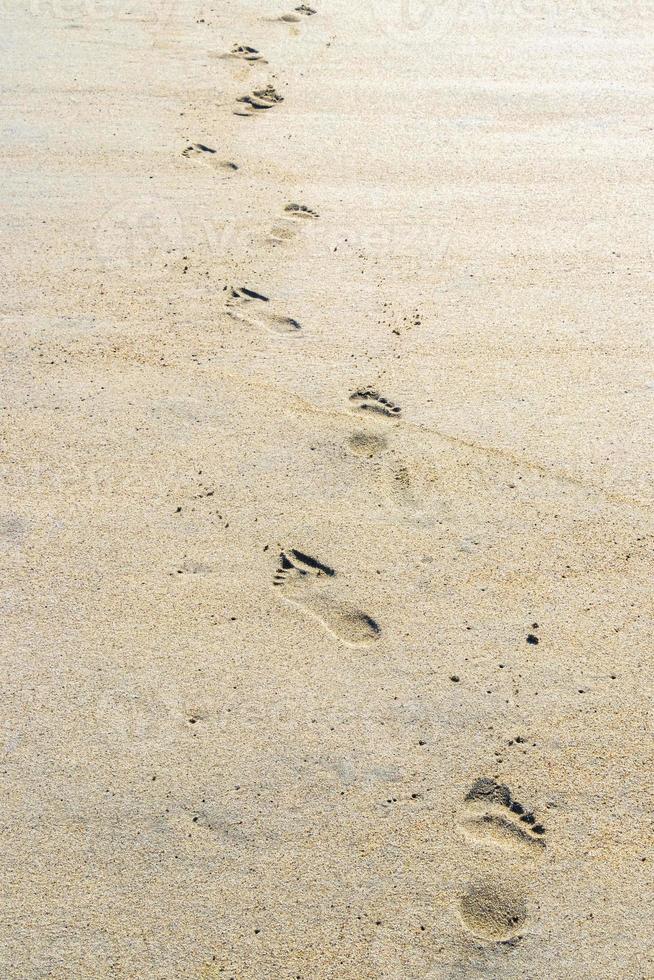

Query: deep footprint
[458,882,527,942]
[233,85,283,116]
[460,777,545,857]
[350,389,401,418]
[226,287,302,335]
[272,549,381,647]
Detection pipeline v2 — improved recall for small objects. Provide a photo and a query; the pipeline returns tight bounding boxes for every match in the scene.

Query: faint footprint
[0,515,27,548]
[182,144,239,173]
[458,882,527,942]
[272,548,381,647]
[268,203,319,245]
[226,286,302,336]
[345,391,427,515]
[383,459,421,512]
[459,777,546,858]
[278,4,317,22]
[233,85,284,116]
[346,430,415,507]
[346,431,388,457]
[349,388,401,419]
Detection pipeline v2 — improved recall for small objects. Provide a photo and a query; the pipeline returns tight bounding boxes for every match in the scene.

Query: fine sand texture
[1,1,653,977]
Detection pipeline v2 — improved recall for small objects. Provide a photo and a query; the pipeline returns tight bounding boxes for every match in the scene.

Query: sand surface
[1,1,653,977]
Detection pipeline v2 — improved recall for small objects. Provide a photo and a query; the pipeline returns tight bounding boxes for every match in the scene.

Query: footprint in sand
[182,144,239,173]
[278,4,317,22]
[346,389,428,513]
[349,388,402,419]
[233,85,284,116]
[221,43,267,63]
[284,202,319,219]
[384,460,422,512]
[459,776,546,858]
[456,777,547,942]
[272,548,381,647]
[226,286,302,336]
[268,203,319,245]
[346,430,418,509]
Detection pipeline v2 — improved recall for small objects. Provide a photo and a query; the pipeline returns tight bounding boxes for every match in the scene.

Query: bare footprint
[278,4,317,22]
[272,548,381,647]
[268,203,319,244]
[182,144,239,173]
[284,203,319,219]
[221,43,267,63]
[456,778,546,943]
[345,389,431,516]
[349,388,401,419]
[459,777,546,858]
[458,882,527,942]
[226,286,302,336]
[233,85,284,116]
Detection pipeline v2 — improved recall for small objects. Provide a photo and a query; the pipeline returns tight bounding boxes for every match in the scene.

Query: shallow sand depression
[1,0,653,977]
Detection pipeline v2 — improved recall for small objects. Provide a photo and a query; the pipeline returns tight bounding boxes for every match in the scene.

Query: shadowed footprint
[272,549,381,647]
[459,777,546,858]
[350,388,401,418]
[456,778,546,943]
[226,286,302,336]
[458,882,527,942]
[284,203,319,219]
[233,85,283,116]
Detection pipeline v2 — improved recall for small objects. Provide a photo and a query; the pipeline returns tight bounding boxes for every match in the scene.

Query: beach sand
[1,0,653,977]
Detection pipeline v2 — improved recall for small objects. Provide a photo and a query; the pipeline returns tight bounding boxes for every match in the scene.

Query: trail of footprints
[180,4,556,958]
[268,389,416,644]
[185,6,315,165]
[457,778,546,942]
